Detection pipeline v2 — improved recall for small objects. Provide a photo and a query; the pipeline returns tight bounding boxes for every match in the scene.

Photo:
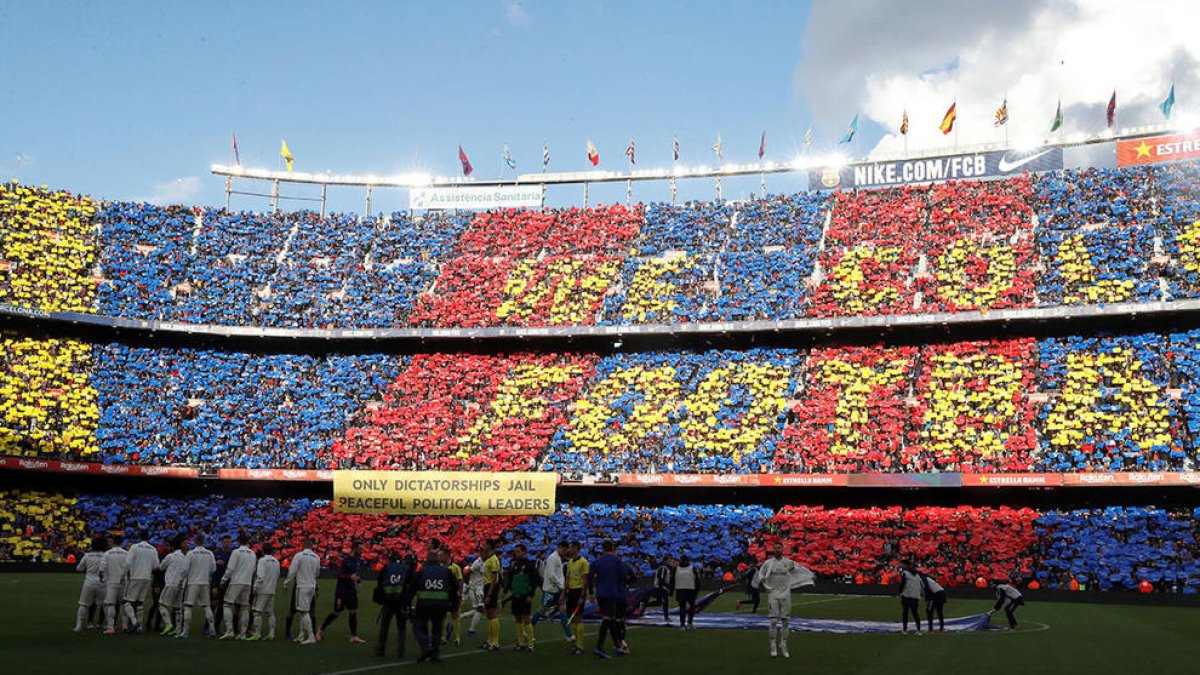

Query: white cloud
[504,0,531,28]
[798,0,1200,154]
[138,176,201,206]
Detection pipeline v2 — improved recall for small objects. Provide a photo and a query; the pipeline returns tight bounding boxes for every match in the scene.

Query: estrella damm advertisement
[332,470,556,515]
[1117,131,1200,166]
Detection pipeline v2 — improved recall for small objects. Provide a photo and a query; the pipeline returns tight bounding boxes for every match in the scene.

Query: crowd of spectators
[1036,506,1200,592]
[0,490,90,563]
[752,505,1039,587]
[7,163,1200,329]
[543,349,800,474]
[328,353,595,472]
[0,337,99,458]
[5,331,1200,473]
[76,494,320,550]
[1037,334,1182,472]
[0,181,99,313]
[92,344,401,467]
[502,503,773,575]
[410,206,639,327]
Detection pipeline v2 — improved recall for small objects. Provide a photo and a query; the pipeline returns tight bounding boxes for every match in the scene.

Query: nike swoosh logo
[997,149,1052,172]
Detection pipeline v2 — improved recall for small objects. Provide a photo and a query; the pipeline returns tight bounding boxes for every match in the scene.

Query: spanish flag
[939,102,957,135]
[281,139,294,172]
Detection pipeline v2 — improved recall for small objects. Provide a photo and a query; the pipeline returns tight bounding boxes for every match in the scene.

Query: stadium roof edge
[210,126,1180,189]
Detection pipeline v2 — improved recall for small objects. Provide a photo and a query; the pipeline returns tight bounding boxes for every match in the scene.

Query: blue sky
[1,0,826,211]
[3,1,1194,213]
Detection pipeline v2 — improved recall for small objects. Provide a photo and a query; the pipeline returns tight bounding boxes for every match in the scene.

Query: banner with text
[333,470,556,515]
[409,185,544,211]
[809,147,1064,190]
[1117,131,1200,166]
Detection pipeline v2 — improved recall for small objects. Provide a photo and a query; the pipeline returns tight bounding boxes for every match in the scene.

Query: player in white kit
[178,534,217,638]
[460,555,486,637]
[101,537,129,634]
[123,531,160,632]
[284,538,322,645]
[220,533,257,640]
[753,542,814,659]
[157,537,188,635]
[74,539,107,632]
[248,542,281,640]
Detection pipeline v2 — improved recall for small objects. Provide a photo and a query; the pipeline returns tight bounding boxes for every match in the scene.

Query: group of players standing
[72,531,641,663]
[74,532,1028,663]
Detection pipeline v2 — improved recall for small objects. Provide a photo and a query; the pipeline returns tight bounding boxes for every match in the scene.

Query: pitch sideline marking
[317,630,598,675]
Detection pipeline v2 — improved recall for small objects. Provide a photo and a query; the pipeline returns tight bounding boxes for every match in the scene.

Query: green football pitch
[3,574,1199,675]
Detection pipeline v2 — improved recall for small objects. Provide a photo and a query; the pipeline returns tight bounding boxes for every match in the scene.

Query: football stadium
[5,2,1200,674]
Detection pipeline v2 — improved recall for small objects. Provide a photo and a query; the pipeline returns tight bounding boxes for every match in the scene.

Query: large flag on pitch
[280,139,294,172]
[839,116,858,144]
[1050,100,1064,132]
[1107,91,1117,128]
[586,140,599,166]
[626,137,636,165]
[1161,84,1176,119]
[458,145,473,176]
[939,102,957,135]
[994,98,1008,127]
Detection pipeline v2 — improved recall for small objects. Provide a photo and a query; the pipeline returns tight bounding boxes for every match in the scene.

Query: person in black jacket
[647,556,675,621]
[505,544,541,652]
[735,563,760,614]
[374,549,413,658]
[412,548,461,663]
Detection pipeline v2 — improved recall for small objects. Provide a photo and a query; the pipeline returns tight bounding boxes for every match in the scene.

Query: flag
[503,144,516,169]
[899,110,909,135]
[586,140,599,166]
[672,135,680,161]
[712,133,723,160]
[458,145,473,176]
[939,102,957,135]
[758,130,766,159]
[626,137,636,165]
[232,132,241,165]
[1107,91,1117,128]
[542,142,550,169]
[1050,99,1064,132]
[280,139,294,172]
[994,98,1008,127]
[803,127,813,151]
[839,115,858,144]
[1160,83,1176,119]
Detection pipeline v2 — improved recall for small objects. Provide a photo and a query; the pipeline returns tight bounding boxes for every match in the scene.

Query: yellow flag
[280,139,294,172]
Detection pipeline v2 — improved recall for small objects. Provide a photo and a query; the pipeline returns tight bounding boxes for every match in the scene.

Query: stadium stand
[502,503,773,575]
[0,182,99,313]
[0,490,89,562]
[5,490,1197,593]
[3,329,1200,473]
[0,337,99,459]
[6,162,1200,330]
[92,345,401,467]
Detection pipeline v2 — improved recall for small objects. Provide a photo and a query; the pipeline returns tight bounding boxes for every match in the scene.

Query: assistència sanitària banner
[332,470,557,515]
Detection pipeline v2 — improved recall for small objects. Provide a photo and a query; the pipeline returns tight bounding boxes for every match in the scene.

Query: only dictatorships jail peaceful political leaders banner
[333,470,557,515]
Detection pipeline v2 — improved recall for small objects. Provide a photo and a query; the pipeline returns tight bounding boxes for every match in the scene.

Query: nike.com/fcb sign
[809,147,1064,189]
